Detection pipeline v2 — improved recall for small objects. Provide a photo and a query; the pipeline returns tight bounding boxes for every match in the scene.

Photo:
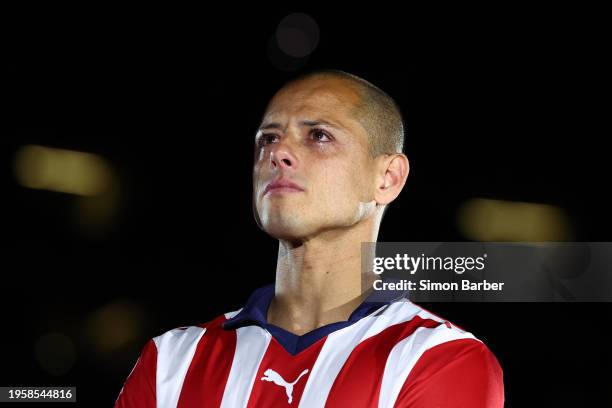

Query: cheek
[315,161,367,211]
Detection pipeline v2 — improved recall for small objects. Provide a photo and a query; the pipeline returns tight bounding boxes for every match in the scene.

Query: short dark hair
[285,69,405,158]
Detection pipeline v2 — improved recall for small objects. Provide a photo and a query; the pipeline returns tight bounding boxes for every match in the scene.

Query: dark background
[3,8,610,407]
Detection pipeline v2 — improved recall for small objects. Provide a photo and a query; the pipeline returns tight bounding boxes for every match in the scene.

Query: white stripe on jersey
[220,325,272,408]
[379,323,478,408]
[224,308,243,320]
[153,326,206,408]
[297,300,422,408]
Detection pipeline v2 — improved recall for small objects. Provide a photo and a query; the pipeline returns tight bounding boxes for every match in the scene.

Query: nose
[269,144,297,170]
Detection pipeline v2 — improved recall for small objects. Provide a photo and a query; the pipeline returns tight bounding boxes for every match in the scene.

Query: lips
[263,178,304,196]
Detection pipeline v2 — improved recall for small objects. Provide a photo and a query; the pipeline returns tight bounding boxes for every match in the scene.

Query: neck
[268,216,380,335]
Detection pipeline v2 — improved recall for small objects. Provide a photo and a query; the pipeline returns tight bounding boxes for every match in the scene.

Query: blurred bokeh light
[34,332,76,376]
[85,299,147,355]
[14,145,115,196]
[457,198,573,241]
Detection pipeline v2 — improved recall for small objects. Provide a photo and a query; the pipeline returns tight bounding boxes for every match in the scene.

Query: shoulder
[115,309,243,407]
[152,308,243,351]
[381,299,481,347]
[383,300,504,407]
[380,299,504,380]
[388,299,503,368]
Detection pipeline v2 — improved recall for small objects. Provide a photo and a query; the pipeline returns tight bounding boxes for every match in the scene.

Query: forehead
[263,77,363,124]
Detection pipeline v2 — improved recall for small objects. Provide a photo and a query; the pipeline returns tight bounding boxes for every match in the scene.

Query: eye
[257,133,279,148]
[310,128,332,143]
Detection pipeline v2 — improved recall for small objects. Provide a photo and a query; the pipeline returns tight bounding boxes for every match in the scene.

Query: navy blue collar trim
[222,282,407,356]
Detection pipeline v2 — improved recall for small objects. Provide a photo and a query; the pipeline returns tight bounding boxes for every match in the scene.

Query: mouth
[263,178,305,196]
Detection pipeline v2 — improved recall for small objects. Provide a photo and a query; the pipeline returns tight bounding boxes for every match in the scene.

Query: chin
[260,215,312,241]
[262,223,306,241]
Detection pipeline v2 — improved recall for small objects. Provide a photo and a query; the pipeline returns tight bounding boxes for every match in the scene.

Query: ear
[374,153,409,205]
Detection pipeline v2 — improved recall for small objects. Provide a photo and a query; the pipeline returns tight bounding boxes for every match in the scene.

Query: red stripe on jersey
[177,315,237,407]
[247,335,327,407]
[114,338,157,408]
[325,316,442,407]
[394,338,504,407]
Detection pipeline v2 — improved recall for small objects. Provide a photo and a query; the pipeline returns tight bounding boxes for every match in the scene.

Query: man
[115,69,504,407]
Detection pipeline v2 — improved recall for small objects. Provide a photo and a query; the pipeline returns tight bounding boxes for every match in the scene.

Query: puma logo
[260,368,310,404]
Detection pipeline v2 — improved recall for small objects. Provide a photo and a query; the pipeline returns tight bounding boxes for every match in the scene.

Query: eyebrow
[258,119,344,132]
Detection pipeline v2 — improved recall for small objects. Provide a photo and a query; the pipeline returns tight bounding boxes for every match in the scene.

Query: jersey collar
[221,281,407,355]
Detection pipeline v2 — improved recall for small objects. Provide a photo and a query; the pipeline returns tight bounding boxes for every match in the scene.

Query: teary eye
[257,133,279,148]
[310,129,332,143]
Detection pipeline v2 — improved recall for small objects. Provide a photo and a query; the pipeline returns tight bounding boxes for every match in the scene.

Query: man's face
[253,77,377,241]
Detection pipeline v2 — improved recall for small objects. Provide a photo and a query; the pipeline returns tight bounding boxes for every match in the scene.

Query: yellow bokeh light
[14,145,114,196]
[457,198,573,241]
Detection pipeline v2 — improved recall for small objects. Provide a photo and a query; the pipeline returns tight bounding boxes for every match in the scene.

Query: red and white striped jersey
[115,283,504,407]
